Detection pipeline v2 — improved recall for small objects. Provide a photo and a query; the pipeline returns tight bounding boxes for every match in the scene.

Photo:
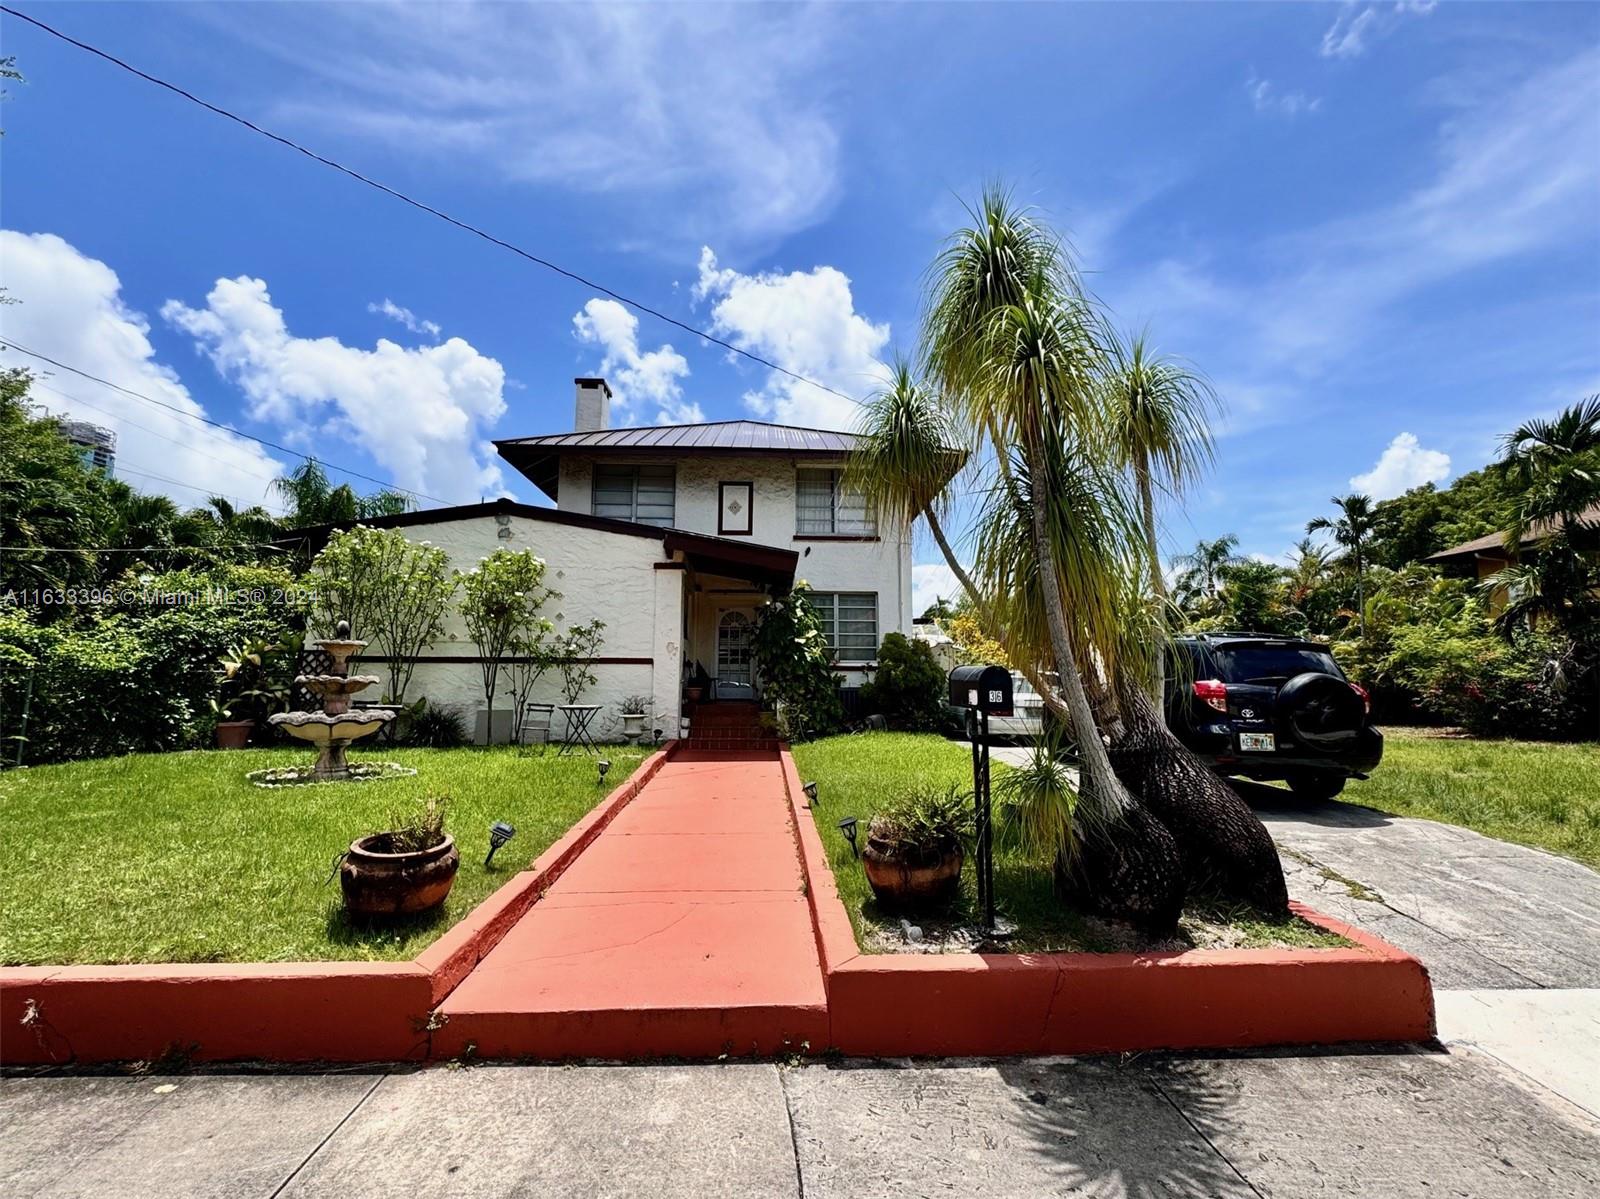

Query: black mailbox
[948,665,1013,717]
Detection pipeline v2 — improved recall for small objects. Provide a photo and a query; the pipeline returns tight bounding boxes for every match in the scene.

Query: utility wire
[1,339,452,506]
[1,5,862,409]
[31,380,283,489]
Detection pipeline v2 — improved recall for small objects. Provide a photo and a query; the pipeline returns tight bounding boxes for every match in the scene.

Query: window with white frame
[592,463,675,527]
[810,591,879,660]
[795,468,876,536]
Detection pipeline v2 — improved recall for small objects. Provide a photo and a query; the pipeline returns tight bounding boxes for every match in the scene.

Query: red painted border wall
[0,745,676,1067]
[777,746,1436,1058]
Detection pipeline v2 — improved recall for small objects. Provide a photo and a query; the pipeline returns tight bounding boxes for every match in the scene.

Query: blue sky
[2,1,1597,611]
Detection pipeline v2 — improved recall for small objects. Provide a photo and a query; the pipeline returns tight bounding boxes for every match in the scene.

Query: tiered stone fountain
[268,621,395,782]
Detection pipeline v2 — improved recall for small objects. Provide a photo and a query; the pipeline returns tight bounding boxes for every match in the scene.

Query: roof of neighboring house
[495,419,866,500]
[281,498,797,588]
[1427,503,1600,563]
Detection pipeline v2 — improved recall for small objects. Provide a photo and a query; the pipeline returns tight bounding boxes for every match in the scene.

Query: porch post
[651,560,687,740]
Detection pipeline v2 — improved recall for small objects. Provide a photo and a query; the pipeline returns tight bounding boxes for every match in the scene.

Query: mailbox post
[948,665,1013,935]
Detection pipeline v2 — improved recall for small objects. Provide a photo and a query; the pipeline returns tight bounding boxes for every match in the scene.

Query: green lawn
[1342,729,1600,869]
[792,732,1342,954]
[0,745,647,965]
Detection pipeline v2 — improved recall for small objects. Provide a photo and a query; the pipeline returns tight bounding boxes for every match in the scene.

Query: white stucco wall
[555,453,913,669]
[347,513,682,744]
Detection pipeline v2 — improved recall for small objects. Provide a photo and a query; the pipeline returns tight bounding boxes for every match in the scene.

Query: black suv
[1164,633,1382,799]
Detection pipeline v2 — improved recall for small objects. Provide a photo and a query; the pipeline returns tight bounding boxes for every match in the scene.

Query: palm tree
[1487,396,1600,639]
[1172,535,1241,606]
[273,458,410,527]
[1104,330,1217,607]
[923,193,1138,829]
[1307,494,1376,634]
[1284,536,1329,616]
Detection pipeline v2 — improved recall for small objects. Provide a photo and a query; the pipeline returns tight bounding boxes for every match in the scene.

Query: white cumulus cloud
[369,299,441,340]
[163,277,508,505]
[1349,432,1451,500]
[0,231,288,513]
[693,247,890,430]
[572,298,701,426]
[912,562,965,619]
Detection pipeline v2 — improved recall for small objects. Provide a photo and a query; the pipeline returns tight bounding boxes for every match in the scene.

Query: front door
[716,609,755,686]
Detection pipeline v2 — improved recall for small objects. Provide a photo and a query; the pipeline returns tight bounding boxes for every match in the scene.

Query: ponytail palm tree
[1105,331,1217,605]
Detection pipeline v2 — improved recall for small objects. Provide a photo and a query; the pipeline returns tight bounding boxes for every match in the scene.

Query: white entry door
[716,609,755,685]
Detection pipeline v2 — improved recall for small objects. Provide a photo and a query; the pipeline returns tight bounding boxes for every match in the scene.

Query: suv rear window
[1213,644,1340,685]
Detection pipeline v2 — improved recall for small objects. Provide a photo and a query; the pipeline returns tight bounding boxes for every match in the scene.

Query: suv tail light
[1350,682,1370,713]
[1193,679,1228,713]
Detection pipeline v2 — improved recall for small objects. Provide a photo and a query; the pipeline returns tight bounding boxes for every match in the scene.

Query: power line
[31,381,284,490]
[0,4,860,410]
[1,339,450,506]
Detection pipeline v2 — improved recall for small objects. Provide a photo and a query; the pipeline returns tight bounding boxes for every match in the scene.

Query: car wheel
[1287,771,1346,800]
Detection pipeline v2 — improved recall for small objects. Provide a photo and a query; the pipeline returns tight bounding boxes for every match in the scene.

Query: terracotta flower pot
[215,720,254,750]
[340,834,460,917]
[685,686,705,704]
[862,837,964,912]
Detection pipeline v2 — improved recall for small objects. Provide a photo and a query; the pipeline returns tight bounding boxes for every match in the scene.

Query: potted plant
[619,694,652,744]
[340,794,460,917]
[685,660,711,705]
[210,636,291,749]
[862,785,973,911]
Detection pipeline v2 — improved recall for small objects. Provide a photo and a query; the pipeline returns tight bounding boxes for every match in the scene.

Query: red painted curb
[1,963,432,1066]
[792,775,1437,1057]
[0,747,677,1067]
[778,746,861,980]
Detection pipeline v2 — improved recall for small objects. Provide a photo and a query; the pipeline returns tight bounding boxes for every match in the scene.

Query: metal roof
[495,420,866,499]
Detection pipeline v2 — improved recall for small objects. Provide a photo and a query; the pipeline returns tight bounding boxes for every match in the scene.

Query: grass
[791,732,1343,954]
[1341,728,1600,869]
[0,744,648,965]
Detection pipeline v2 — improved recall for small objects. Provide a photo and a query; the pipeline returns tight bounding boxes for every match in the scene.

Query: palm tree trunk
[1021,438,1131,821]
[921,502,1070,724]
[1135,453,1165,705]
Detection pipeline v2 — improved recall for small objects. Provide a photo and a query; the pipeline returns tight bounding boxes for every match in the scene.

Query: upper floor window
[593,463,675,527]
[795,468,876,536]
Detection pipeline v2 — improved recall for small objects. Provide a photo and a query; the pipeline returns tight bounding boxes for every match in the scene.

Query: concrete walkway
[6,1047,1598,1197]
[432,749,827,1059]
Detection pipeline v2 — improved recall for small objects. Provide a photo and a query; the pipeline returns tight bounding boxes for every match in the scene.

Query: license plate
[1239,732,1276,752]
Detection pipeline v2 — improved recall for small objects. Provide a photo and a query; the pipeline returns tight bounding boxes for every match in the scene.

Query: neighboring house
[1428,503,1600,581]
[294,378,915,742]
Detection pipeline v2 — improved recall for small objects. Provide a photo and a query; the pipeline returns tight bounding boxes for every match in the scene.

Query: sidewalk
[5,1045,1597,1197]
[432,749,828,1059]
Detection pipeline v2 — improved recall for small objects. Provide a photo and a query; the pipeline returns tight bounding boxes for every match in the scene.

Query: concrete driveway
[1238,777,1600,1122]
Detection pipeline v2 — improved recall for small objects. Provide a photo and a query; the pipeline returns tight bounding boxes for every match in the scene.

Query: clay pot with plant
[340,795,460,917]
[210,636,292,749]
[862,785,974,912]
[685,660,710,705]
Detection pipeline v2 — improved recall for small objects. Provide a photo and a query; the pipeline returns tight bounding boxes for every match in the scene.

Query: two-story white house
[299,377,915,742]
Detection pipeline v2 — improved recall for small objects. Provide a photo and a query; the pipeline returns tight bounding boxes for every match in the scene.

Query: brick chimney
[574,377,611,433]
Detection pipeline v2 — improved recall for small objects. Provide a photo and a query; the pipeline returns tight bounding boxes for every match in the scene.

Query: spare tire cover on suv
[1275,671,1364,752]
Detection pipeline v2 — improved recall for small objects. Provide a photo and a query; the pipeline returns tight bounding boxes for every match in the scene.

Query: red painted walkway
[433,750,829,1059]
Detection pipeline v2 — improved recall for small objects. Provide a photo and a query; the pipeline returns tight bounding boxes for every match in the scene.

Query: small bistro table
[556,704,603,756]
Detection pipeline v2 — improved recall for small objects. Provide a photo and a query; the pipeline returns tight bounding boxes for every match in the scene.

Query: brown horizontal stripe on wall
[793,535,881,542]
[652,561,689,570]
[356,655,656,666]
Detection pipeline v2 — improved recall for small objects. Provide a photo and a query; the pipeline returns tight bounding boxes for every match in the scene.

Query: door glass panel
[717,610,754,683]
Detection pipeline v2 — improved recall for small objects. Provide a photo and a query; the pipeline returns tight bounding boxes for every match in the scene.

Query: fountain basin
[270,710,394,745]
[296,674,384,699]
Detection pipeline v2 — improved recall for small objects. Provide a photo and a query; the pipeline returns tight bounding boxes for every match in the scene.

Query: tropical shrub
[457,549,557,740]
[751,584,843,740]
[400,700,470,748]
[860,632,945,730]
[0,563,305,763]
[307,526,456,704]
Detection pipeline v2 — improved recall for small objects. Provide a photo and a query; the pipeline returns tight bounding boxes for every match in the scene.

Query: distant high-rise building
[60,419,117,476]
